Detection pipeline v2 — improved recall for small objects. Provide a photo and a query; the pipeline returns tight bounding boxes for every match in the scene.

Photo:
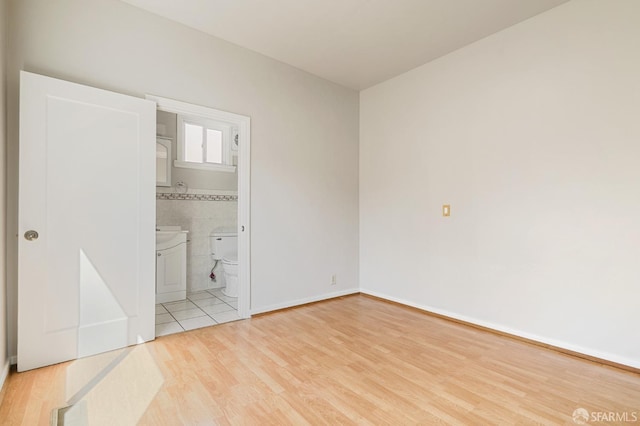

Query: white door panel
[18,71,156,371]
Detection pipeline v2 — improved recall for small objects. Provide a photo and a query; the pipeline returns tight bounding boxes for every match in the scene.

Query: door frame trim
[146,95,251,319]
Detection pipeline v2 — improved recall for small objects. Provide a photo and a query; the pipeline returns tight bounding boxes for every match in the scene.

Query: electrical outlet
[331,274,337,286]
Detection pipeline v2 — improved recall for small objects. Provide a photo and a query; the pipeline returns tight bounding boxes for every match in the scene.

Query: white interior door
[18,71,156,372]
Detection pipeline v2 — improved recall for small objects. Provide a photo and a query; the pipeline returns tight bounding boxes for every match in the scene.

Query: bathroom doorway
[148,96,251,336]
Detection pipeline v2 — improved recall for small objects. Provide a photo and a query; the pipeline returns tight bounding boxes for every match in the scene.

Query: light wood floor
[1,294,639,425]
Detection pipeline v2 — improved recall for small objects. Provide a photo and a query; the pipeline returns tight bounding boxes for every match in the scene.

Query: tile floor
[155,288,240,337]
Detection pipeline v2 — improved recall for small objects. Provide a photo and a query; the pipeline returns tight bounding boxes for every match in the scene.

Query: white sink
[156,226,189,250]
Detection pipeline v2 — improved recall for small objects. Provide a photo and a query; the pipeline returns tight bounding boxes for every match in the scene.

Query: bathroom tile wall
[156,189,237,292]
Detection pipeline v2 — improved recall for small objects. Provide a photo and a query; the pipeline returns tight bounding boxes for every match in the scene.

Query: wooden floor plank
[0,294,638,425]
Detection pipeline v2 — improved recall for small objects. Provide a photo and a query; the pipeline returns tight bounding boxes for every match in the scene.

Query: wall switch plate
[442,205,451,217]
[331,274,337,285]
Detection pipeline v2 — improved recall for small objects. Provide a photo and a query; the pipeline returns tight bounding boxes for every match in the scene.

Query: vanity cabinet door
[156,244,186,295]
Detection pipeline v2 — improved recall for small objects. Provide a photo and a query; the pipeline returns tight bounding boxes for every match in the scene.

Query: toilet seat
[222,255,238,265]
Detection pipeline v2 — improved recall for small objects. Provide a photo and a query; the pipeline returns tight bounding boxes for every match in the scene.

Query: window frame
[175,114,236,173]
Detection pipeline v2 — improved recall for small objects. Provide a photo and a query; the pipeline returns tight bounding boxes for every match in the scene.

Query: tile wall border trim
[156,189,238,201]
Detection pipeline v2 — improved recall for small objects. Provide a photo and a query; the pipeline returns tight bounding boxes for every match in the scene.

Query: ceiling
[121,0,569,90]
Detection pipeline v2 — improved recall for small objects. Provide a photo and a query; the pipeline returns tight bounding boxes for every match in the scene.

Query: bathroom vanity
[156,226,188,303]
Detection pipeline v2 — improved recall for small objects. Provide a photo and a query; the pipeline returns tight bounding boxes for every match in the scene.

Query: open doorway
[147,95,251,336]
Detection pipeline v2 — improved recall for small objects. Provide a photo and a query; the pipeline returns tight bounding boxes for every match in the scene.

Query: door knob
[24,230,39,241]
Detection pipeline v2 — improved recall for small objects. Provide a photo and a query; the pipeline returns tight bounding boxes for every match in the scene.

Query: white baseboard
[361,288,640,370]
[251,288,360,315]
[0,360,10,393]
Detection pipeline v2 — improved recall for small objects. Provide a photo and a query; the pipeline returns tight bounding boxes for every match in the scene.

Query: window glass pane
[206,129,223,164]
[184,123,203,163]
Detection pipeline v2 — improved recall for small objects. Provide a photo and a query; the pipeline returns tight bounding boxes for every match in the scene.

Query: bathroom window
[175,115,236,172]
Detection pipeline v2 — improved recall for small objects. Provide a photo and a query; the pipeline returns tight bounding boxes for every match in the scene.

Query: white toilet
[209,231,239,297]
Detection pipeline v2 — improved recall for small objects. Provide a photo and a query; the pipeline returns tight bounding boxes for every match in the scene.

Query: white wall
[6,0,359,358]
[360,0,640,368]
[0,0,9,387]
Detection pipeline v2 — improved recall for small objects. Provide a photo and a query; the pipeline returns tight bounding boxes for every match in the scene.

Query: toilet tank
[209,231,238,260]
